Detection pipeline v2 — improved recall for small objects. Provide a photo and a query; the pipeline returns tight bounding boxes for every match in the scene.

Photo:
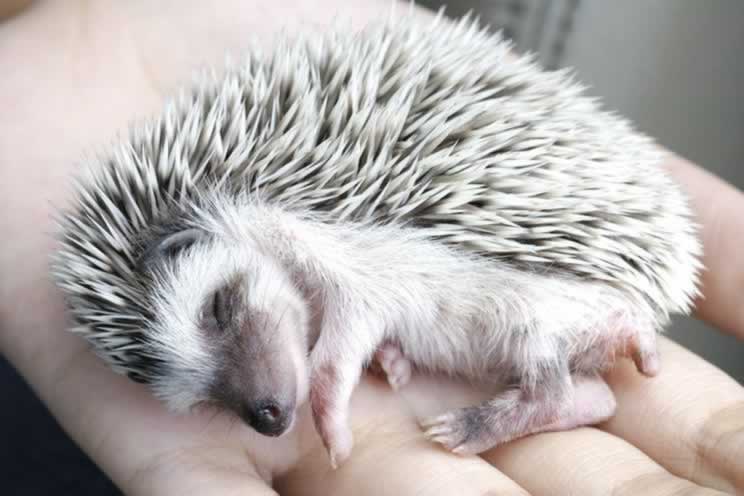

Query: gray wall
[421,0,744,382]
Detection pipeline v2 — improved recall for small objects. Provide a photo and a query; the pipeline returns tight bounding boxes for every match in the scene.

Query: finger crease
[613,469,728,496]
[691,401,744,493]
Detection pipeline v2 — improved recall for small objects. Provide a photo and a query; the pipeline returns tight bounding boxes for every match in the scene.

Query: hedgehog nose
[244,399,292,437]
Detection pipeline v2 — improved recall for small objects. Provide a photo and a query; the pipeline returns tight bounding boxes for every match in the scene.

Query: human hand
[1,1,742,494]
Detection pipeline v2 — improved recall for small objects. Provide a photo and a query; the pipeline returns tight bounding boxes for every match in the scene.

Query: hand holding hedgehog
[52,15,703,468]
[5,1,744,494]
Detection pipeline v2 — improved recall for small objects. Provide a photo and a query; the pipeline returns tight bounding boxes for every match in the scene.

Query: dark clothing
[0,357,120,495]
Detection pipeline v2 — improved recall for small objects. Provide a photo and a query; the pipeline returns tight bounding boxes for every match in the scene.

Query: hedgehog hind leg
[540,374,617,432]
[421,372,616,455]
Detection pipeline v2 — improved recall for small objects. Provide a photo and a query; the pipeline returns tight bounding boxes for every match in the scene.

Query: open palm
[1,1,742,494]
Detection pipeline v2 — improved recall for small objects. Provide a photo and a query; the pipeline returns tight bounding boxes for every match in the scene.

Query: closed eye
[200,275,246,334]
[213,287,230,329]
[201,287,231,333]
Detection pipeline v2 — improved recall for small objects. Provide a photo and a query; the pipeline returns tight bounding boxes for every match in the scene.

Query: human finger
[483,427,728,496]
[396,372,727,496]
[663,154,744,339]
[477,337,743,495]
[602,337,744,494]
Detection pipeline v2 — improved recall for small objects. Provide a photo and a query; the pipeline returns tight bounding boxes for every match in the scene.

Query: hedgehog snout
[240,398,295,437]
[203,270,307,437]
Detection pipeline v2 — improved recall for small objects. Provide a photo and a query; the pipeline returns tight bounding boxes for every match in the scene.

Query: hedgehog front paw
[372,342,412,391]
[318,415,353,469]
[309,363,355,469]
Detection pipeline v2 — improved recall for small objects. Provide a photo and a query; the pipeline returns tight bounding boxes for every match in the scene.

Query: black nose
[244,399,291,437]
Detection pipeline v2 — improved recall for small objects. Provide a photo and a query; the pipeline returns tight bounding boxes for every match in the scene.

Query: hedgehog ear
[137,228,206,272]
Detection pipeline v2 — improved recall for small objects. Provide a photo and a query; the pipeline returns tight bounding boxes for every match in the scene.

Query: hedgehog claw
[421,413,469,452]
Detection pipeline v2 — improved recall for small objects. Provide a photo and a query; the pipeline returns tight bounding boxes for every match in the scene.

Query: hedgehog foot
[309,313,389,468]
[421,374,616,455]
[370,342,412,391]
[570,314,661,378]
[628,324,660,377]
[309,361,355,469]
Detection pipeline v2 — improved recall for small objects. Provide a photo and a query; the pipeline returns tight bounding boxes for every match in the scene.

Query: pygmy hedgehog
[52,13,701,468]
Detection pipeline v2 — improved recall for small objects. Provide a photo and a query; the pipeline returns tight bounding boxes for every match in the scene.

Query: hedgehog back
[52,15,701,381]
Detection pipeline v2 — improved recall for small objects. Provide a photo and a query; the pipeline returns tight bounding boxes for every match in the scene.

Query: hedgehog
[51,13,701,468]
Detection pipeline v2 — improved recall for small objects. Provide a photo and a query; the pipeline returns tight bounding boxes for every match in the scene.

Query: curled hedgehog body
[52,14,701,466]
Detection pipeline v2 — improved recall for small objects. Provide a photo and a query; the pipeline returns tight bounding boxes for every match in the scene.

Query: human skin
[1,1,743,494]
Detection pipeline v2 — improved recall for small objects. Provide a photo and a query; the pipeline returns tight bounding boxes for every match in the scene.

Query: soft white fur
[148,226,311,413]
[148,192,657,415]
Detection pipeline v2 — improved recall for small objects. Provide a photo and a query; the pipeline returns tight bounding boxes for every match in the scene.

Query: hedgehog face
[142,229,311,438]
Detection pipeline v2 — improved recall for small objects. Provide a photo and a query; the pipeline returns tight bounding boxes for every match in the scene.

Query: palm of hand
[0,2,742,495]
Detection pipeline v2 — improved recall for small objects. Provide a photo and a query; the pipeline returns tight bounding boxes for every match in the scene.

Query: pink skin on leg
[420,318,661,455]
[421,369,571,455]
[313,314,658,463]
[538,375,616,432]
[421,374,617,455]
[309,314,384,469]
[309,363,355,469]
[313,347,408,468]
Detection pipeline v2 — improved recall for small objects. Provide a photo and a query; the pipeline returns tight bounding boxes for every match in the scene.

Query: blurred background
[2,1,742,494]
[421,0,744,383]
